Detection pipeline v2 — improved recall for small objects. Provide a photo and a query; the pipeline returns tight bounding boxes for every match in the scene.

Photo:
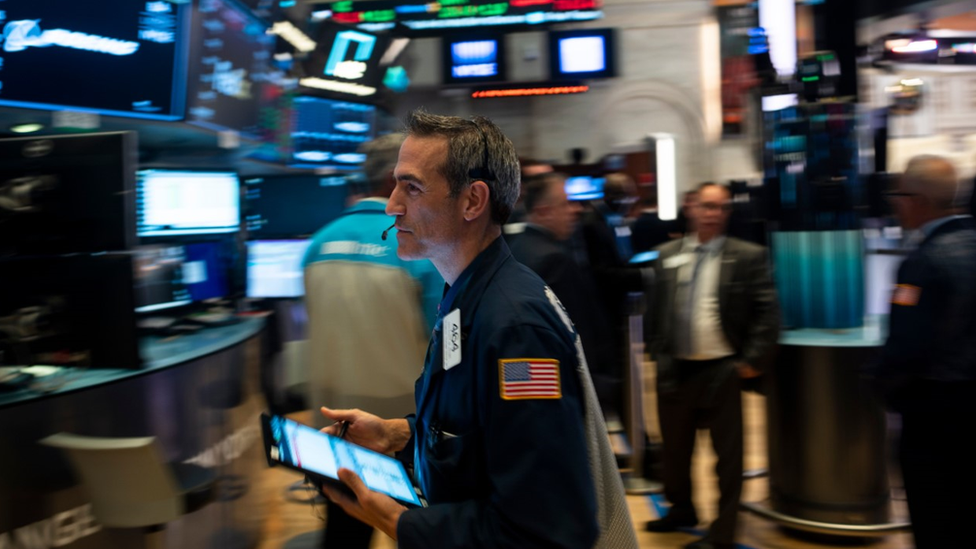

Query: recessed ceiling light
[9,123,45,134]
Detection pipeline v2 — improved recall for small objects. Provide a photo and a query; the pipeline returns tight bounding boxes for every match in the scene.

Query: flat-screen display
[0,254,141,369]
[548,28,616,80]
[136,169,241,237]
[244,174,348,238]
[132,245,192,313]
[187,0,283,139]
[290,97,376,169]
[299,22,387,98]
[323,0,603,34]
[261,413,423,507]
[0,0,189,120]
[0,132,137,254]
[442,36,506,84]
[246,239,310,298]
[183,242,230,302]
[566,176,605,201]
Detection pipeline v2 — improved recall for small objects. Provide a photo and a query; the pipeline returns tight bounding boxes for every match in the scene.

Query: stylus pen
[337,421,350,439]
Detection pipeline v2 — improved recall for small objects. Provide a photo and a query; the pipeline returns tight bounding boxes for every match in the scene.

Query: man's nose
[386,187,405,216]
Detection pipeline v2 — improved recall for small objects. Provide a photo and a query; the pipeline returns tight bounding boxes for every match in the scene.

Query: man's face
[887,178,921,230]
[386,135,465,262]
[539,181,581,241]
[694,185,731,242]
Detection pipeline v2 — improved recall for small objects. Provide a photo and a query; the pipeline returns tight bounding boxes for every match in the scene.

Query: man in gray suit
[644,183,779,549]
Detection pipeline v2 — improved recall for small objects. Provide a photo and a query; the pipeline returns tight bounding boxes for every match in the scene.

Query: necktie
[676,246,707,357]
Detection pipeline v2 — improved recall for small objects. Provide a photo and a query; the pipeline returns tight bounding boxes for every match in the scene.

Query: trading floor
[255,365,915,549]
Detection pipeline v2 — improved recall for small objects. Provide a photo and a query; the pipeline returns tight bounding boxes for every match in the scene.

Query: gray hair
[903,155,960,210]
[360,133,407,194]
[404,109,521,225]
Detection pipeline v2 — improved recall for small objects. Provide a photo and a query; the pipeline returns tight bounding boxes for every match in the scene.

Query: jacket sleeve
[740,247,781,368]
[878,253,942,381]
[396,324,599,549]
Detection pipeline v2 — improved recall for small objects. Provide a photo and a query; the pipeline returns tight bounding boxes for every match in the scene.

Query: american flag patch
[892,284,921,306]
[499,359,561,400]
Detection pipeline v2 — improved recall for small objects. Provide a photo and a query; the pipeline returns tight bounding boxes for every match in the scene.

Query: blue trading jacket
[880,215,976,386]
[397,237,599,549]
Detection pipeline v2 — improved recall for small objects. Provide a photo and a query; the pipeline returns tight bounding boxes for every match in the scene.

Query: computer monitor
[548,28,617,80]
[442,36,506,85]
[290,96,377,169]
[183,242,230,302]
[0,0,189,120]
[0,254,141,369]
[244,174,348,238]
[0,131,137,254]
[186,0,281,139]
[246,239,310,299]
[566,176,605,201]
[136,169,241,237]
[132,245,193,313]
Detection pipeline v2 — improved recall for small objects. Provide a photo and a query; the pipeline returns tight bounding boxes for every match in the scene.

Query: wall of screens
[0,0,190,120]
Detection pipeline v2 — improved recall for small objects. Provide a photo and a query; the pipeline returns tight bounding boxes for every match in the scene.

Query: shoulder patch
[499,359,561,400]
[892,284,921,306]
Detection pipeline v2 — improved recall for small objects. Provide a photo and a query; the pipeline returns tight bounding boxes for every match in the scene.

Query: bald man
[877,155,976,549]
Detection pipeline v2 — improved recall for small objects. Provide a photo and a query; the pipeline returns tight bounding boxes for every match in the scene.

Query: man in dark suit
[645,183,780,549]
[875,155,976,549]
[509,173,618,410]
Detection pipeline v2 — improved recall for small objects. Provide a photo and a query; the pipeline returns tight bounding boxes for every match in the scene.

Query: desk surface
[0,316,265,409]
[778,315,886,348]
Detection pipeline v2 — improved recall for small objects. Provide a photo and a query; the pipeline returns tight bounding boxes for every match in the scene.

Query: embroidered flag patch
[499,359,561,400]
[892,284,921,306]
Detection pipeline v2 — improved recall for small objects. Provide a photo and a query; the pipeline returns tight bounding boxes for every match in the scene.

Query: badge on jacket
[499,359,561,400]
[443,308,462,370]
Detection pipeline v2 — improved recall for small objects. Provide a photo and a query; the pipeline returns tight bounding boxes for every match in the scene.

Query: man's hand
[736,362,761,379]
[320,407,412,454]
[321,468,408,540]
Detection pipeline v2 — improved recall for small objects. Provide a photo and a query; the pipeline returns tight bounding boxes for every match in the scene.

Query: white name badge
[663,254,691,269]
[443,308,462,371]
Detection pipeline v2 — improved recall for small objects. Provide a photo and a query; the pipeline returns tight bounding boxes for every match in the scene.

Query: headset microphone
[381,223,396,241]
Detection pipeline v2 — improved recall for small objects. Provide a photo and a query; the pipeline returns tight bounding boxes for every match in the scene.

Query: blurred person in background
[302,133,443,548]
[632,184,676,254]
[579,172,650,419]
[645,182,779,549]
[875,155,976,549]
[509,172,617,403]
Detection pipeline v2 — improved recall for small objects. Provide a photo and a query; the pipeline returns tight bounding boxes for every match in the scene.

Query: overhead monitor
[299,22,386,98]
[246,239,310,299]
[566,176,605,201]
[0,0,189,120]
[186,0,284,139]
[136,169,241,237]
[0,132,137,254]
[244,174,349,238]
[548,28,617,80]
[322,0,603,34]
[442,36,506,85]
[290,96,376,169]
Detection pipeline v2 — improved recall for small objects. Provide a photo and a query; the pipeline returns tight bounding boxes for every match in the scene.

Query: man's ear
[463,180,491,221]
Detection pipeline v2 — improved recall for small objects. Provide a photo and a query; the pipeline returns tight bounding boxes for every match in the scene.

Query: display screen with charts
[260,414,423,508]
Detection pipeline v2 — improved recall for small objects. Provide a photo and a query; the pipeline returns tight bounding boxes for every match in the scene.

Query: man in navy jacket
[317,110,638,548]
[876,155,976,549]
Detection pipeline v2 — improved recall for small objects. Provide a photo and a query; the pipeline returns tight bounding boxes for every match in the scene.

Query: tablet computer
[260,413,424,508]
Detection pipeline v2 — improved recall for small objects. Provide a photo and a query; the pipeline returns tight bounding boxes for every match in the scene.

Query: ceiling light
[9,123,44,134]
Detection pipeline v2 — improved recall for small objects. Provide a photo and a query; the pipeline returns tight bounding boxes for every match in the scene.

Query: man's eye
[407,183,421,194]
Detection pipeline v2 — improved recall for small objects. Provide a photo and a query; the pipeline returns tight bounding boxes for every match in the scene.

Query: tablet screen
[264,414,422,507]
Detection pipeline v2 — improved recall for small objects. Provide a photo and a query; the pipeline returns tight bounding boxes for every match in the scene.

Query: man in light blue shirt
[302,133,442,548]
